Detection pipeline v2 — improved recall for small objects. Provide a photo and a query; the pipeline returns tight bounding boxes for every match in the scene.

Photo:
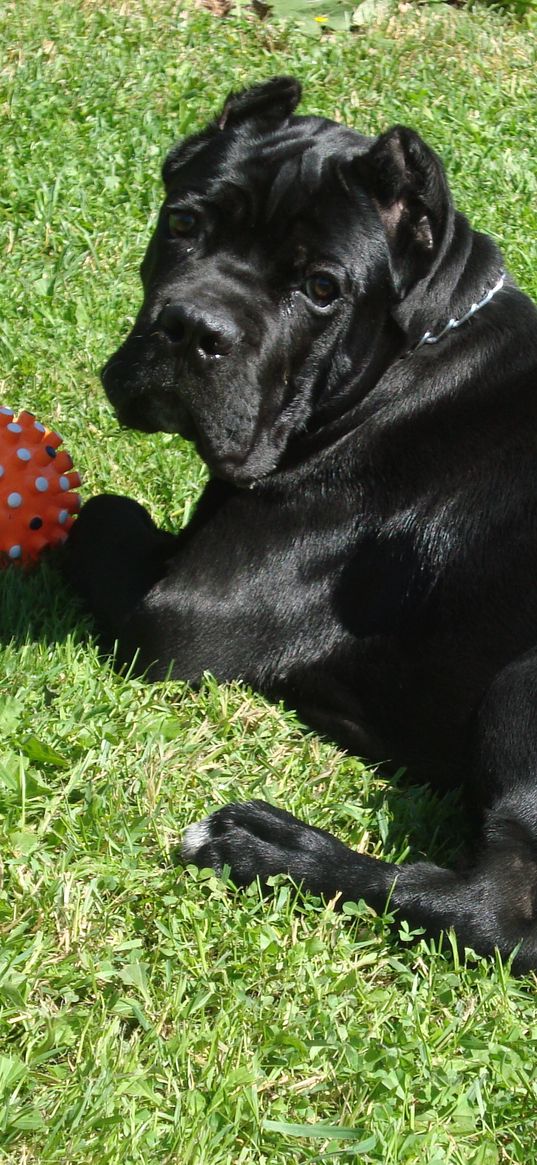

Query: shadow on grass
[304,726,470,870]
[0,551,91,648]
[357,767,468,869]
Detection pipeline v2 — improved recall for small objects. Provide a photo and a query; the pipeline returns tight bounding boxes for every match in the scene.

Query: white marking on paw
[182,817,212,859]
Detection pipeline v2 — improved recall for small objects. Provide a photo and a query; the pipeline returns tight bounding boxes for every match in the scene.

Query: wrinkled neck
[281,310,404,469]
[392,209,505,349]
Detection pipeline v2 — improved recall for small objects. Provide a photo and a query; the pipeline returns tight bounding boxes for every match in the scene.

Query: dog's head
[103,77,453,486]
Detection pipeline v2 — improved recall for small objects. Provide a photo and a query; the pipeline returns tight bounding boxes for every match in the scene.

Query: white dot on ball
[0,465,4,478]
[34,421,46,432]
[59,476,69,490]
[8,545,22,559]
[7,423,22,434]
[35,476,49,492]
[0,407,14,416]
[7,492,23,508]
[58,509,69,524]
[17,448,31,462]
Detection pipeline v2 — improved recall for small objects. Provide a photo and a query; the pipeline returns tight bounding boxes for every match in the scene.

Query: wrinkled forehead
[165,115,375,217]
[247,117,374,218]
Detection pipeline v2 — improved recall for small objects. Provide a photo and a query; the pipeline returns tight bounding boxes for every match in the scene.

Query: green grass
[1,2,537,1161]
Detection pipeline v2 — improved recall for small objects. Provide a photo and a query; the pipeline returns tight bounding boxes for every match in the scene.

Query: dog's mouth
[101,354,280,489]
[102,349,196,433]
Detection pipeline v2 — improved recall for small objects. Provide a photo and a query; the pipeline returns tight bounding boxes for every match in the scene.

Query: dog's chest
[171,483,430,684]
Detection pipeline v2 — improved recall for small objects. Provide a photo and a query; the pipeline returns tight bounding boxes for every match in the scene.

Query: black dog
[67,76,537,971]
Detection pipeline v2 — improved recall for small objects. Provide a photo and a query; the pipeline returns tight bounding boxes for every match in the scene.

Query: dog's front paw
[64,494,176,635]
[182,799,355,895]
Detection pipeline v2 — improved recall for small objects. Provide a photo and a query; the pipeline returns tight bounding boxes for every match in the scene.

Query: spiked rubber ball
[0,406,81,566]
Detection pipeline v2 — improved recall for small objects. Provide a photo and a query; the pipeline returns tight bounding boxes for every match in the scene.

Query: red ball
[0,406,81,567]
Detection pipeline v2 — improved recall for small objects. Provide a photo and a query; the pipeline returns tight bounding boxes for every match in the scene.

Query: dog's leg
[182,651,537,972]
[64,494,176,641]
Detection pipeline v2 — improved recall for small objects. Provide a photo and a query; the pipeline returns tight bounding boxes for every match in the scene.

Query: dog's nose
[157,303,238,358]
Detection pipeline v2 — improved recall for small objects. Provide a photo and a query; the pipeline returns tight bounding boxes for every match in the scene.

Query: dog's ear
[217,76,302,130]
[163,77,301,185]
[352,126,452,295]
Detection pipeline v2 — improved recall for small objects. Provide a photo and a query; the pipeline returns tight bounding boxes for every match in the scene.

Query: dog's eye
[167,209,198,237]
[305,273,339,307]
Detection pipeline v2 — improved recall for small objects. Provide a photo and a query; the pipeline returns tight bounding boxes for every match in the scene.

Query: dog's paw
[182,799,355,895]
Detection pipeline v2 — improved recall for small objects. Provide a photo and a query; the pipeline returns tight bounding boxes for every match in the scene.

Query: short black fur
[66,78,537,971]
